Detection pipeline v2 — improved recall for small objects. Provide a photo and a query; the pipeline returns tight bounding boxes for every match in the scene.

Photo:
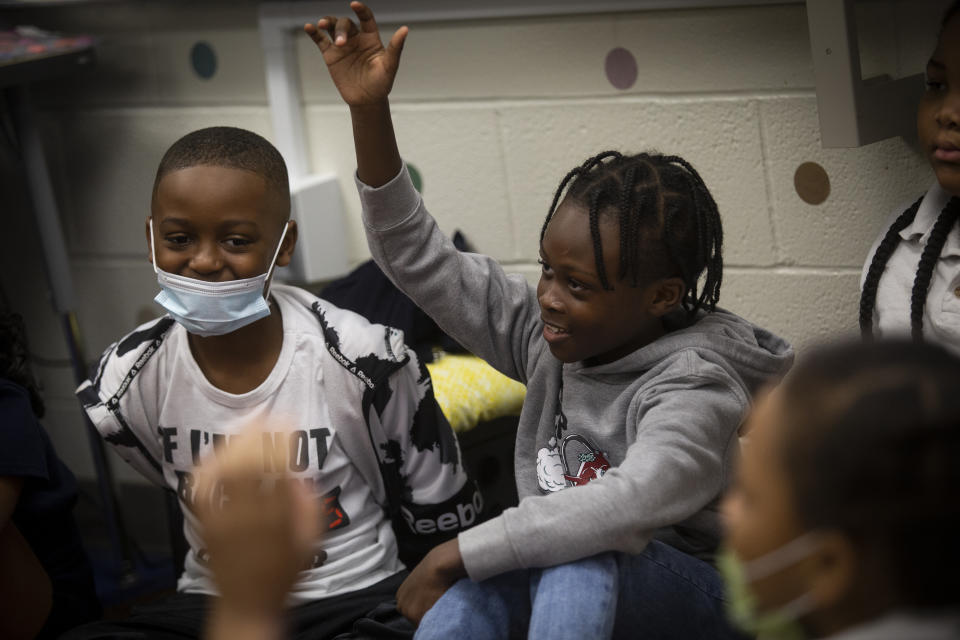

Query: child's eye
[925,78,946,92]
[224,237,253,249]
[568,278,587,292]
[165,234,190,246]
[538,259,552,274]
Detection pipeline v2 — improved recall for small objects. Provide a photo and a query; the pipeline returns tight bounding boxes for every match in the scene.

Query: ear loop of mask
[262,220,290,300]
[743,531,824,623]
[742,531,823,583]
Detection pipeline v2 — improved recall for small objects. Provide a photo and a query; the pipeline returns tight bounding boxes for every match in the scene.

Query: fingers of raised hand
[333,16,359,46]
[351,1,379,34]
[385,26,408,63]
[304,20,333,52]
[307,15,360,47]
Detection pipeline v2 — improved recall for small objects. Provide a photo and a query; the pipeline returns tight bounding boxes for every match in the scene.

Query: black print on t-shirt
[115,317,175,358]
[156,426,332,471]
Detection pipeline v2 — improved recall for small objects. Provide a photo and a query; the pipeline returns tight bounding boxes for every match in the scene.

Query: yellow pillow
[426,354,526,433]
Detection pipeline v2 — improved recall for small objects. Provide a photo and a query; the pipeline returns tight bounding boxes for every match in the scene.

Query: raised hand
[194,420,322,640]
[304,1,408,107]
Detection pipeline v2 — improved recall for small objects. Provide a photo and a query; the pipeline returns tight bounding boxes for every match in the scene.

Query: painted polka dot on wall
[190,41,217,79]
[794,161,831,205]
[408,163,423,193]
[605,47,637,91]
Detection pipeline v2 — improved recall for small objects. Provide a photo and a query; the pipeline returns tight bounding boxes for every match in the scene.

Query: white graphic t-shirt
[78,285,470,603]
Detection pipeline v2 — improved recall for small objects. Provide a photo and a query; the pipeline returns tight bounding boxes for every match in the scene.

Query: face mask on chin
[718,532,824,640]
[149,219,290,337]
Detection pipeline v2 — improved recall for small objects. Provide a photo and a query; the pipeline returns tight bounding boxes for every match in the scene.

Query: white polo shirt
[861,183,960,352]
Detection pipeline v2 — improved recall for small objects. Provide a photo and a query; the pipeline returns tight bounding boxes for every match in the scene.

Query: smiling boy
[69,127,476,640]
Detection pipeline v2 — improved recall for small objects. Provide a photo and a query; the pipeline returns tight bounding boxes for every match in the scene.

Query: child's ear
[276,220,298,267]
[648,277,685,317]
[807,531,858,612]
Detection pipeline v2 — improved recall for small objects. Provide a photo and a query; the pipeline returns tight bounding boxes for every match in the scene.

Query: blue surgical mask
[150,219,290,337]
[718,532,822,640]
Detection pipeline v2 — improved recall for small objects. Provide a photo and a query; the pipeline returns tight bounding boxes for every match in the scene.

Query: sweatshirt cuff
[355,163,422,232]
[457,514,521,582]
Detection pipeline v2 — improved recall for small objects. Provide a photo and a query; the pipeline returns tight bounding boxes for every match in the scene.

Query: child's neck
[186,301,284,394]
[583,317,668,367]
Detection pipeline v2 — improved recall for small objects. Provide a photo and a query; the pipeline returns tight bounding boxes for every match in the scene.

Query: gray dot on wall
[794,161,831,205]
[190,41,217,79]
[605,47,637,91]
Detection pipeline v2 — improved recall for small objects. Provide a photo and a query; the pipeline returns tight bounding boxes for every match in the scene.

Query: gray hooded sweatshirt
[357,165,794,582]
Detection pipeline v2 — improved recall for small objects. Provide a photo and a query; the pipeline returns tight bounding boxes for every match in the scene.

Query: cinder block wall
[0,0,946,480]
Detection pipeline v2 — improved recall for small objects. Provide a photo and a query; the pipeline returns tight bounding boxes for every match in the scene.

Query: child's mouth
[934,143,960,163]
[542,321,570,344]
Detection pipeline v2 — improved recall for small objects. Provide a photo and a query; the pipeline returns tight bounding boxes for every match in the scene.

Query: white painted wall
[1,0,947,480]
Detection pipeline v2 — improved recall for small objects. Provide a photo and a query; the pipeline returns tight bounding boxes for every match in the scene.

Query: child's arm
[398,369,749,623]
[380,350,481,566]
[76,323,171,487]
[307,4,543,383]
[304,2,406,188]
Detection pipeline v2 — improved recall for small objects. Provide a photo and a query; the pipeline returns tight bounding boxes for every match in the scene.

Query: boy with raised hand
[308,4,792,639]
[68,126,476,640]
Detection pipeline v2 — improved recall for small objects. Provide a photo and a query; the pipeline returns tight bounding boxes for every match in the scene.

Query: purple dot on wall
[605,47,637,91]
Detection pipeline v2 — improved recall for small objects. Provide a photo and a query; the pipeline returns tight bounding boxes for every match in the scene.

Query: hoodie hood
[568,307,794,394]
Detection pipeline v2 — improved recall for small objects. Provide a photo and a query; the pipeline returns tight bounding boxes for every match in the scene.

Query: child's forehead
[934,14,960,62]
[153,164,287,222]
[156,163,268,192]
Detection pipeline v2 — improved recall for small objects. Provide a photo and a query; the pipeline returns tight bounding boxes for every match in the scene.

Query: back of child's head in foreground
[777,339,960,611]
[152,126,291,218]
[541,151,723,317]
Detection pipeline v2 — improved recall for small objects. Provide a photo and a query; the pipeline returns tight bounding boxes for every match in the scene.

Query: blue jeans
[415,541,747,640]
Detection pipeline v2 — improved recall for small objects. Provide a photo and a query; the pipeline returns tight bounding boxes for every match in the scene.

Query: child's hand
[396,538,467,625]
[304,2,408,107]
[194,421,322,626]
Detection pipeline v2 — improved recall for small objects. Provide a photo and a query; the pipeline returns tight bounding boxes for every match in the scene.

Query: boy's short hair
[153,126,291,214]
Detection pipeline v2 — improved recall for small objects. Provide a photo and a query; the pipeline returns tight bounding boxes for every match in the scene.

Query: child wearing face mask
[721,339,960,640]
[67,127,478,640]
[861,1,960,350]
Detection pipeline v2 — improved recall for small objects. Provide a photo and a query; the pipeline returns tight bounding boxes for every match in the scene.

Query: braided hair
[777,339,960,609]
[540,151,723,316]
[860,196,960,339]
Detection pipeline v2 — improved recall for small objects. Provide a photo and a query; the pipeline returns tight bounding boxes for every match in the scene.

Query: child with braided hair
[307,4,792,638]
[861,1,960,348]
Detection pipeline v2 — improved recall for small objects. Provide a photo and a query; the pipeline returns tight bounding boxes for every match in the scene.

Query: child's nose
[937,91,960,129]
[189,242,223,278]
[538,280,565,313]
